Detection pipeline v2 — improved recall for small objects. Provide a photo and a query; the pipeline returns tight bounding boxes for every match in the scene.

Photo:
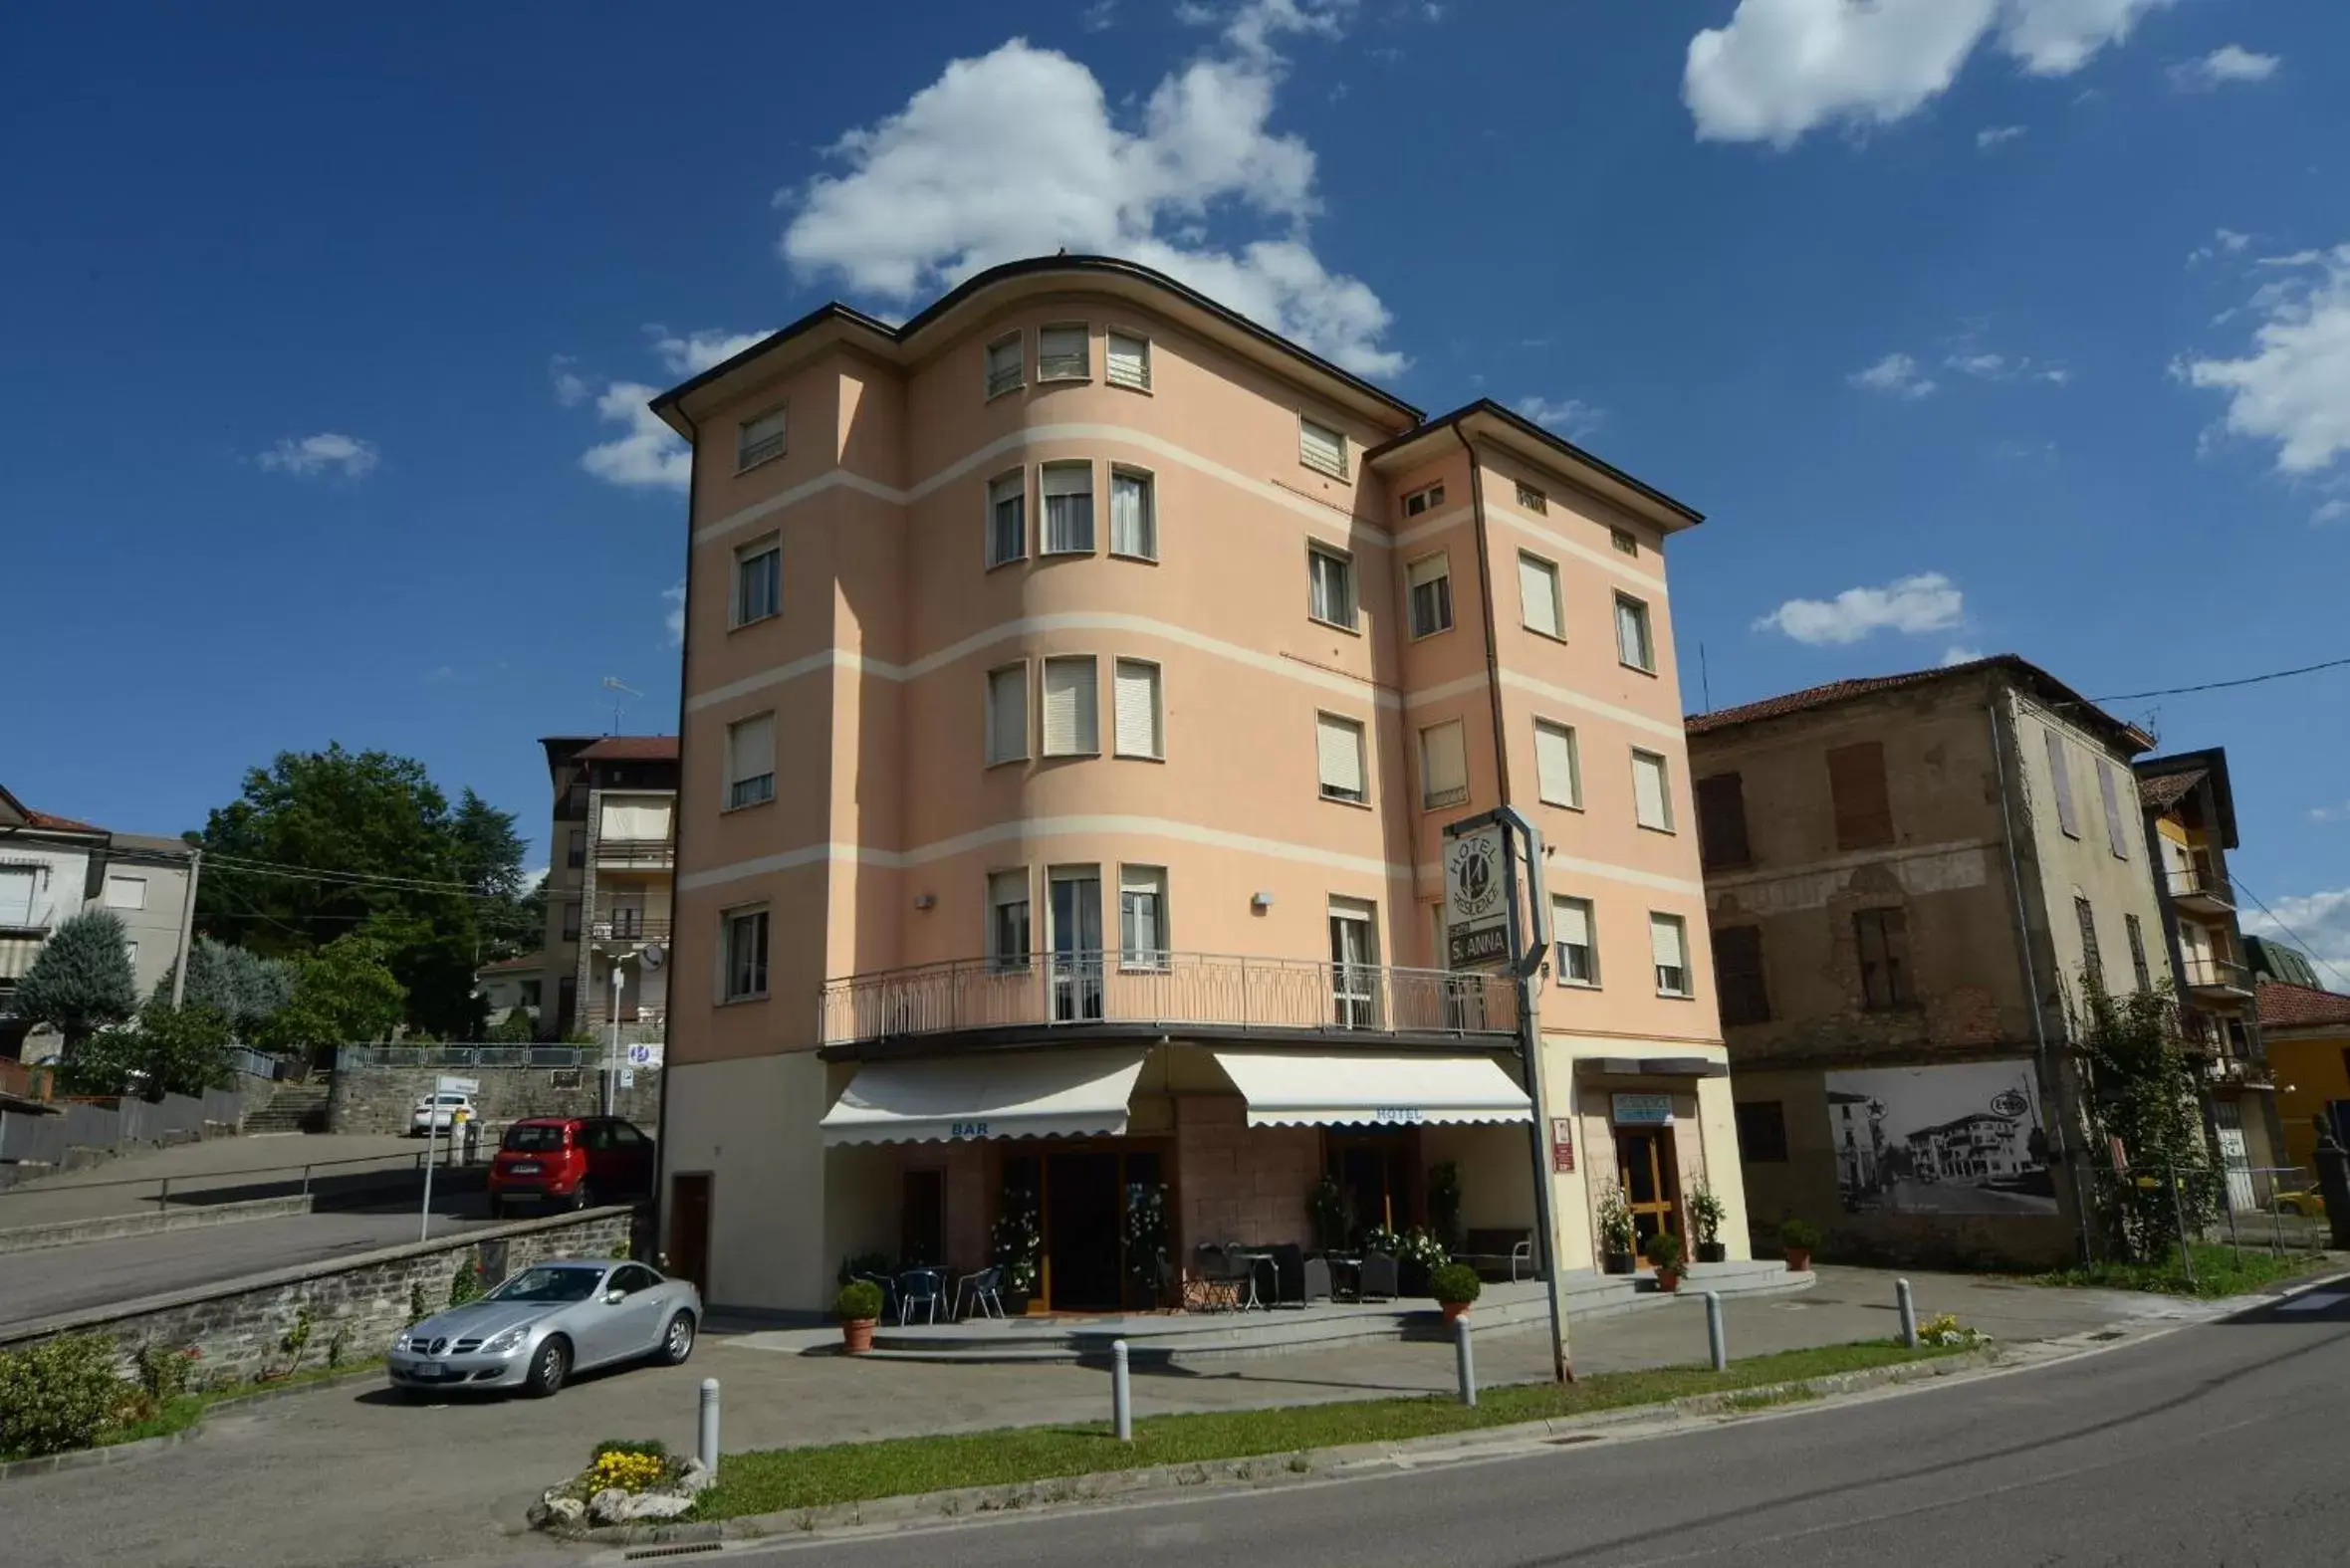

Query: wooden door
[1613,1129,1680,1249]
[667,1173,712,1295]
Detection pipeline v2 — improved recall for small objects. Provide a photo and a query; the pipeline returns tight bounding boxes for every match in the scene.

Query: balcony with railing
[588,916,671,945]
[818,951,1521,1052]
[592,838,674,870]
[2164,863,2234,916]
[2180,956,2253,1000]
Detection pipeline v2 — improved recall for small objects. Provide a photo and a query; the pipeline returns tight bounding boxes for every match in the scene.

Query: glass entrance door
[1049,868,1103,1021]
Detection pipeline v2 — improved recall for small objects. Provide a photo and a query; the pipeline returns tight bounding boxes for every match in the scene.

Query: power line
[2091,654,2350,705]
[2229,871,2350,995]
[200,851,515,901]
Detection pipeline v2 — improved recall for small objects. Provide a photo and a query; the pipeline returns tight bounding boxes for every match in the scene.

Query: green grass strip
[693,1340,1961,1520]
[2033,1242,2323,1299]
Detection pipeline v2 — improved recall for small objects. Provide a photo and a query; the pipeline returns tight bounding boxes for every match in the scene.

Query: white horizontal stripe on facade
[1399,672,1494,711]
[1496,669,1684,742]
[1391,504,1668,595]
[1415,853,1705,900]
[694,423,1391,551]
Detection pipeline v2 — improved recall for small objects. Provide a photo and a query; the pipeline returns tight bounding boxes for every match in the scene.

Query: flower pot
[1602,1250,1637,1276]
[1654,1268,1681,1293]
[1783,1246,1812,1273]
[1440,1300,1472,1322]
[1696,1241,1728,1264]
[840,1317,876,1354]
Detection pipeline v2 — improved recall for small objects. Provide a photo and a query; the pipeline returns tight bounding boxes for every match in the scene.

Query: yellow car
[2271,1190,2327,1218]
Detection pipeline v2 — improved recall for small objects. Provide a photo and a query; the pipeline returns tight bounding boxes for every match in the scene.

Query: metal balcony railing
[588,917,672,944]
[2180,957,2252,995]
[818,951,1520,1048]
[593,838,674,868]
[2164,864,2234,909]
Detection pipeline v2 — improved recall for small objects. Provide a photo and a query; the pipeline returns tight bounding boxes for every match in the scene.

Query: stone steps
[244,1082,331,1135]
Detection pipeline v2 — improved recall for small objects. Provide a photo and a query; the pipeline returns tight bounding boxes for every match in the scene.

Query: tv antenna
[600,676,643,734]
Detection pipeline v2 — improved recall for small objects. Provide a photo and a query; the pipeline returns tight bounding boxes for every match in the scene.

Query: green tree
[16,910,137,1057]
[2077,975,2220,1262]
[484,1007,538,1043]
[153,937,297,1037]
[257,934,408,1055]
[450,789,540,959]
[61,1001,235,1100]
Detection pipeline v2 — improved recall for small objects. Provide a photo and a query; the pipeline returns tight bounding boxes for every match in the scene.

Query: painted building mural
[1821,1061,2056,1217]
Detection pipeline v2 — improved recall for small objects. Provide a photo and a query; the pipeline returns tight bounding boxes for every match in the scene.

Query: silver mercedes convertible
[386,1258,699,1398]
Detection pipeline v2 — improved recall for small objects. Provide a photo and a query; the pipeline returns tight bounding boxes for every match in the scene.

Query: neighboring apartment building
[2255,981,2350,1182]
[648,254,1748,1315]
[475,954,544,1028]
[1685,657,2170,1270]
[0,786,196,1059]
[2134,749,2281,1207]
[536,737,678,1041]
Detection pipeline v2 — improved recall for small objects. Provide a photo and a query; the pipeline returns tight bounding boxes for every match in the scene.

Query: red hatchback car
[487,1116,655,1217]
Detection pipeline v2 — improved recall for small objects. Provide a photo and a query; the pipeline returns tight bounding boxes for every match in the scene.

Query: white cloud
[2218,228,2252,253]
[2240,889,2350,985]
[647,326,770,377]
[257,432,380,479]
[1514,395,1604,439]
[2170,44,2280,92]
[2182,245,2350,475]
[550,354,589,407]
[1942,644,1988,666]
[1849,351,1936,398]
[1080,0,1117,31]
[2315,499,2349,526]
[1754,571,1966,645]
[1947,348,2070,383]
[2255,250,2322,270]
[662,580,686,647]
[582,382,690,491]
[1977,123,2027,148]
[521,866,550,895]
[1683,0,2173,146]
[775,7,1403,376]
[2309,802,2350,824]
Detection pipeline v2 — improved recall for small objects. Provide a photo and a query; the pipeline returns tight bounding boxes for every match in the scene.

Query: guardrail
[338,1044,605,1068]
[0,1147,446,1208]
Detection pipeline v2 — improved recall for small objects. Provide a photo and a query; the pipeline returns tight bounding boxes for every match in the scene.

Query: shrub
[592,1438,668,1461]
[1596,1185,1636,1251]
[1429,1262,1483,1305]
[835,1279,884,1322]
[1643,1231,1686,1272]
[407,1282,430,1322]
[0,1334,128,1459]
[448,1255,485,1307]
[1779,1218,1821,1252]
[134,1344,197,1406]
[1688,1180,1726,1246]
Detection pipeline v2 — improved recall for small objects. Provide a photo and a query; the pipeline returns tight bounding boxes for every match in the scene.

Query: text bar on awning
[819,1046,1149,1146]
[1210,1048,1532,1128]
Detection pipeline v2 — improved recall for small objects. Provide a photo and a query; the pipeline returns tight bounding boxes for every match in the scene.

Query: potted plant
[1426,1161,1463,1252]
[1779,1218,1820,1273]
[1597,1186,1637,1275]
[835,1279,883,1354]
[1121,1181,1169,1309]
[1430,1261,1483,1322]
[1643,1231,1686,1292]
[1689,1180,1728,1264]
[1308,1173,1351,1254]
[992,1191,1042,1314]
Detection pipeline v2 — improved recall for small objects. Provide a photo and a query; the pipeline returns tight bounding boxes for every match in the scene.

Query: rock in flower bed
[528,1439,713,1531]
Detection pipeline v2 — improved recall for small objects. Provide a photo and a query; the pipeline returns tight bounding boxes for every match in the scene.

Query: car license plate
[510,1162,541,1175]
[409,1364,443,1380]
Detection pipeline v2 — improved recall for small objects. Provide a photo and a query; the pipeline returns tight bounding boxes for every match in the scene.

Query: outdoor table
[1227,1249,1279,1309]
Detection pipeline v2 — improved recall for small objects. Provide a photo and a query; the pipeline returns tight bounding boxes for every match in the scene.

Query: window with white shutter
[0,867,37,926]
[1106,332,1150,391]
[1315,714,1367,803]
[1419,720,1468,809]
[1113,659,1162,759]
[2043,727,2079,838]
[985,334,1023,398]
[987,471,1027,566]
[1298,416,1347,479]
[2097,763,2131,860]
[104,875,146,911]
[1552,896,1597,986]
[1614,593,1655,672]
[1041,463,1094,554]
[1649,913,1691,997]
[1307,544,1356,629]
[1534,720,1581,808]
[1110,468,1156,560]
[1038,324,1089,381]
[1632,750,1673,831]
[1041,656,1099,756]
[986,664,1029,765]
[1406,554,1452,637]
[736,405,787,471]
[725,715,776,809]
[1518,553,1562,639]
[1118,866,1168,969]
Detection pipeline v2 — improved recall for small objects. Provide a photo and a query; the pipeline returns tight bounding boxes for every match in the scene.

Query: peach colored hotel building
[649,256,1751,1317]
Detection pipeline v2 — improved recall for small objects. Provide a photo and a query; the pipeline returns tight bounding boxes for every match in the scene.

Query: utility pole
[169,847,201,1009]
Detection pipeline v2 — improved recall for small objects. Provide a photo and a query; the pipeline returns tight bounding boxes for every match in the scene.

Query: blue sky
[6,1,2347,975]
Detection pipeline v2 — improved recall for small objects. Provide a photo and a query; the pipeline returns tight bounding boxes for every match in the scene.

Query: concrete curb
[0,1195,313,1255]
[0,1428,206,1482]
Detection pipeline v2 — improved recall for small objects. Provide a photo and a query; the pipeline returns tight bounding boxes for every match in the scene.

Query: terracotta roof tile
[577,735,679,762]
[2256,981,2350,1029]
[23,806,105,834]
[2136,769,2206,812]
[1685,654,2150,750]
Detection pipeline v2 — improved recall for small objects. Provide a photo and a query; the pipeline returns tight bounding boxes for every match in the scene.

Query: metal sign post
[1445,805,1570,1383]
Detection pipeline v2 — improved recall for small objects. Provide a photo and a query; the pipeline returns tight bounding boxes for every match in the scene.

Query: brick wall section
[1175,1095,1316,1252]
[327,1065,662,1136]
[0,1208,634,1388]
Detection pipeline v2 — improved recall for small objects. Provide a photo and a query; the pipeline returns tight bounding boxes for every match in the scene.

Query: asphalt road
[728,1284,2350,1568]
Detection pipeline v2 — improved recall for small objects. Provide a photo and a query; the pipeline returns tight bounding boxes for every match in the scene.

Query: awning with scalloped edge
[818,1047,1149,1146]
[1210,1049,1531,1128]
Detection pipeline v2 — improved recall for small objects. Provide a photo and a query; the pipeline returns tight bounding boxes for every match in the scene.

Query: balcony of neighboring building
[2180,955,2254,1003]
[588,913,671,946]
[2164,861,2234,918]
[592,836,674,871]
[818,950,1520,1056]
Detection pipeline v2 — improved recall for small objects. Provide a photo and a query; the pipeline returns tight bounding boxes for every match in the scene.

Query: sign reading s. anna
[1445,824,1510,970]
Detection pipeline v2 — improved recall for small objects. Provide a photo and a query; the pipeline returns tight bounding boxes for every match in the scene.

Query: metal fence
[0,1085,243,1166]
[336,1043,618,1068]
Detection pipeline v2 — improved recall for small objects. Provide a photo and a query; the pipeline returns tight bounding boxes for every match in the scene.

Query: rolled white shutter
[730,716,775,784]
[1316,716,1364,796]
[1421,721,1466,803]
[988,667,1027,762]
[1300,418,1345,475]
[602,800,675,839]
[1039,326,1087,377]
[1649,915,1685,970]
[1106,333,1149,389]
[1407,555,1446,590]
[1633,753,1669,829]
[1041,464,1090,500]
[1519,557,1559,637]
[1114,660,1160,758]
[1553,898,1590,949]
[1043,658,1097,755]
[1535,722,1577,805]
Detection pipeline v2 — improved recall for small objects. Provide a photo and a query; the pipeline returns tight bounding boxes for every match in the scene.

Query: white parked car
[410,1092,475,1136]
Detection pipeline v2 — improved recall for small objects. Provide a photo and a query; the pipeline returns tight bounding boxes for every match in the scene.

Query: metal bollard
[1705,1291,1726,1373]
[698,1377,721,1475]
[1896,1277,1918,1349]
[1454,1313,1478,1408]
[1111,1339,1133,1442]
[156,1178,171,1214]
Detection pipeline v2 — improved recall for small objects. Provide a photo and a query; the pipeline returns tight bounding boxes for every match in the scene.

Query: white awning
[1211,1049,1531,1128]
[819,1047,1149,1147]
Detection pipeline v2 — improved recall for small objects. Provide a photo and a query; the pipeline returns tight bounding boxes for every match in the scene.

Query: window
[1534,719,1581,808]
[123,939,138,971]
[1048,867,1105,1020]
[1328,898,1379,1028]
[1854,908,1914,1009]
[1419,720,1468,809]
[1118,866,1168,969]
[725,714,775,809]
[1299,415,1347,479]
[1713,924,1769,1025]
[1650,914,1691,998]
[1735,1101,1788,1163]
[1307,543,1356,629]
[566,828,586,869]
[1514,481,1547,514]
[1113,658,1163,760]
[1316,713,1367,803]
[1041,463,1094,554]
[1631,749,1674,832]
[1106,331,1150,391]
[2043,727,2079,838]
[734,539,781,625]
[1109,468,1156,560]
[1552,896,1598,986]
[723,907,770,1001]
[2097,763,2132,860]
[1038,324,1089,381]
[1610,527,1639,558]
[0,867,36,926]
[988,869,1031,971]
[2125,912,2151,993]
[986,664,1029,765]
[985,333,1023,397]
[2074,896,2104,991]
[1041,656,1099,756]
[1403,482,1445,518]
[1613,593,1655,673]
[736,405,787,471]
[1406,554,1452,638]
[987,471,1027,566]
[103,875,145,911]
[1826,741,1895,850]
[1518,552,1563,639]
[562,902,582,942]
[1695,774,1751,869]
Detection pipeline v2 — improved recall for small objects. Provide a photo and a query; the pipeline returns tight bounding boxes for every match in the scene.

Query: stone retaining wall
[328,1064,662,1137]
[0,1207,637,1387]
[0,1195,312,1256]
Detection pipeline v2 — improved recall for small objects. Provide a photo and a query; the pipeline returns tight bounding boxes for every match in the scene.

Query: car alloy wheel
[526,1336,570,1398]
[660,1311,695,1365]
[571,1182,593,1212]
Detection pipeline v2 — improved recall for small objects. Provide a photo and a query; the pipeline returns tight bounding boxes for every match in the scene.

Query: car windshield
[487,1266,604,1304]
[504,1125,567,1151]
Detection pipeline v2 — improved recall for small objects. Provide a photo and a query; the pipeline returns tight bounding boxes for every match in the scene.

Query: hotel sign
[1611,1092,1673,1126]
[1445,824,1511,970]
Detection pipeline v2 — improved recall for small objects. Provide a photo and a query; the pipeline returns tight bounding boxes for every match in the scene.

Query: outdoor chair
[1185,1242,1242,1312]
[955,1264,1006,1320]
[854,1271,899,1323]
[1511,1238,1533,1281]
[1300,1255,1333,1303]
[1357,1253,1399,1302]
[1272,1242,1306,1307]
[897,1267,946,1325]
